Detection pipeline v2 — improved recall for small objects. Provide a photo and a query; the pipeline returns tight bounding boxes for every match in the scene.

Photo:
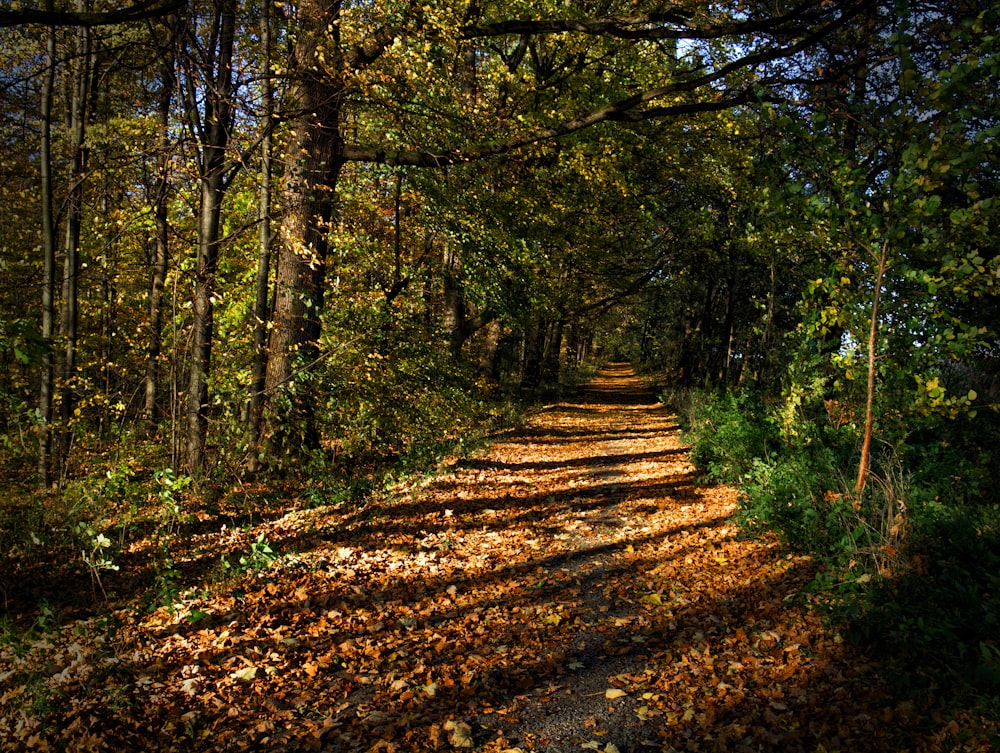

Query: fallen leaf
[605,688,627,699]
[443,720,473,748]
[231,666,257,682]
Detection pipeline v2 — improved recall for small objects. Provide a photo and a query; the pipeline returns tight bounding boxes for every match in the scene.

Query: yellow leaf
[605,688,627,699]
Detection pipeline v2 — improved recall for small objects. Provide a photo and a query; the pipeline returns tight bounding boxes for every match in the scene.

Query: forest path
[1,365,962,752]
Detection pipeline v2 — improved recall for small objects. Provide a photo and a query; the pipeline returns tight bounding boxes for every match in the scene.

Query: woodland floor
[1,365,996,752]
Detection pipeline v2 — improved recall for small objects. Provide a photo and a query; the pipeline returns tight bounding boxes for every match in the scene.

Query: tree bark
[145,21,177,435]
[477,319,502,381]
[442,244,466,358]
[59,3,93,469]
[247,0,273,473]
[37,8,57,488]
[262,0,344,462]
[184,0,236,474]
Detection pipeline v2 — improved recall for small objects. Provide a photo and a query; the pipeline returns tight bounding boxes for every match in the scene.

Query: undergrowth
[0,362,523,638]
[678,384,1000,710]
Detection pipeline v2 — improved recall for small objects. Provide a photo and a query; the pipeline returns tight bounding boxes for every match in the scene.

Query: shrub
[686,389,779,484]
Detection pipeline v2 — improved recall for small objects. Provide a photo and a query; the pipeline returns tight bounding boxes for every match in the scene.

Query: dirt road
[3,364,970,752]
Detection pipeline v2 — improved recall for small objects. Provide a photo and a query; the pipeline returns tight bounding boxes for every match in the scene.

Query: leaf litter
[1,365,995,752]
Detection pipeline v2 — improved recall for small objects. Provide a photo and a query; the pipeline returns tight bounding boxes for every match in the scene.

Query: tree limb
[0,0,185,27]
[461,0,866,41]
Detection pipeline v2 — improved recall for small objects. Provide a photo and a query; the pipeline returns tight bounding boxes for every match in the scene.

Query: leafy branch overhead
[343,0,877,166]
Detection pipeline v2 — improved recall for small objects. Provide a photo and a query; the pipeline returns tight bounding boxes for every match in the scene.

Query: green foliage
[686,390,779,485]
[75,521,119,599]
[150,538,183,611]
[686,384,1000,702]
[220,532,278,575]
[153,468,192,534]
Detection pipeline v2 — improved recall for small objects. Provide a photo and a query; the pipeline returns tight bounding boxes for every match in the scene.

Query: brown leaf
[443,720,473,748]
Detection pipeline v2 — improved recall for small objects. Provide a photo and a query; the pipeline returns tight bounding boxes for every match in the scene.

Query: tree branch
[461,0,864,41]
[342,0,870,167]
[0,0,185,27]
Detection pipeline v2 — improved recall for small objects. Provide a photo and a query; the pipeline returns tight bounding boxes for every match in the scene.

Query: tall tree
[144,15,179,435]
[181,0,237,473]
[37,5,57,487]
[58,0,96,469]
[247,0,274,472]
[261,0,344,456]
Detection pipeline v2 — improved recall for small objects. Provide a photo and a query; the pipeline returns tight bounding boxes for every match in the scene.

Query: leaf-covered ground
[1,365,995,752]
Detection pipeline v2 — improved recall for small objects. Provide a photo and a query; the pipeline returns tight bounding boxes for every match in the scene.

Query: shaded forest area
[1,0,999,749]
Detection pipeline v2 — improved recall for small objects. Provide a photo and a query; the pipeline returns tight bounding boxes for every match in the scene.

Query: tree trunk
[145,26,176,435]
[541,318,564,384]
[59,7,92,470]
[184,0,236,474]
[477,319,501,381]
[442,244,466,358]
[37,10,57,489]
[521,316,544,389]
[247,0,273,473]
[262,0,344,462]
[100,191,117,439]
[855,239,889,495]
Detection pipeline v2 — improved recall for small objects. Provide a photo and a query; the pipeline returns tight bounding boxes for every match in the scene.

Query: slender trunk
[59,9,92,469]
[718,265,740,386]
[247,0,273,472]
[100,191,116,438]
[442,244,465,358]
[38,12,57,488]
[184,0,236,474]
[145,32,176,434]
[855,239,889,495]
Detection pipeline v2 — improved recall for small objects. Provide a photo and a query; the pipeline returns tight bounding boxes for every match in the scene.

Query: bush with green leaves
[220,532,278,575]
[685,384,1000,704]
[686,389,779,485]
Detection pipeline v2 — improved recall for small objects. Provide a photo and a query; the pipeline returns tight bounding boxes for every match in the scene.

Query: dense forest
[1,0,998,748]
